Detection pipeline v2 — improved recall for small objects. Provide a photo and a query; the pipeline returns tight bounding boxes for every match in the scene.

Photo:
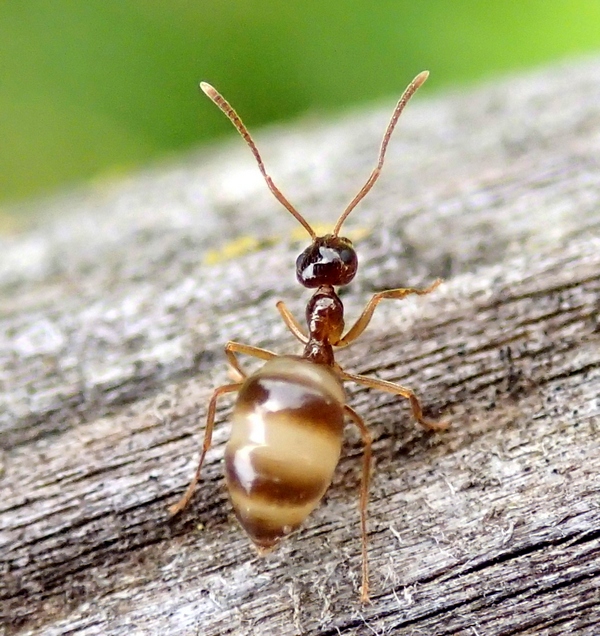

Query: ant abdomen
[225,356,345,549]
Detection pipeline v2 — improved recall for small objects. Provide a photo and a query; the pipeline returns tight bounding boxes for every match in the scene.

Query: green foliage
[2,0,600,206]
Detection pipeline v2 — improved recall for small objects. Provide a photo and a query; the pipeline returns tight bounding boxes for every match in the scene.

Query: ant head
[200,72,428,287]
[296,235,357,288]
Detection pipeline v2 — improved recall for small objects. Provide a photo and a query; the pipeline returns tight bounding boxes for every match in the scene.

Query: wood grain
[1,57,600,635]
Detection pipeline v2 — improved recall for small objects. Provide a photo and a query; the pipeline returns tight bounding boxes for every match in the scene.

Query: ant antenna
[331,71,429,237]
[200,82,317,240]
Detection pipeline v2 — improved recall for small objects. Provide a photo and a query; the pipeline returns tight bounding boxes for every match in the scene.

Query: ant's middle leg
[225,340,277,381]
[169,381,242,516]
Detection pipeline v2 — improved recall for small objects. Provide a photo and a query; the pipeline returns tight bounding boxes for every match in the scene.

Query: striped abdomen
[225,356,345,550]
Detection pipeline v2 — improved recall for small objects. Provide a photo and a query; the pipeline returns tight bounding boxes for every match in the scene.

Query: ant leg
[344,404,373,604]
[340,370,448,432]
[225,340,277,380]
[276,300,308,343]
[169,382,242,516]
[334,279,442,348]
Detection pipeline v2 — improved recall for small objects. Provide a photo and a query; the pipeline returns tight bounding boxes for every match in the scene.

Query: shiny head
[296,235,358,288]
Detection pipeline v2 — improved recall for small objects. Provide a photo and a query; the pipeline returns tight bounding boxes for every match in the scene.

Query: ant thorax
[301,286,344,365]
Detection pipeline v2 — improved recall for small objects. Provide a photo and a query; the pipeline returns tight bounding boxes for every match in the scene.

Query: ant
[169,71,447,603]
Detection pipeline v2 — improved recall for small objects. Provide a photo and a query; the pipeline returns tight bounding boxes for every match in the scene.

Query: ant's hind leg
[225,341,277,381]
[343,405,373,604]
[169,382,242,516]
[340,370,448,432]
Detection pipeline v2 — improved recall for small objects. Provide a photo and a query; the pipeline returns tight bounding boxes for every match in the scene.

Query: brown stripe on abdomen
[225,446,332,548]
[225,450,328,506]
[235,375,344,437]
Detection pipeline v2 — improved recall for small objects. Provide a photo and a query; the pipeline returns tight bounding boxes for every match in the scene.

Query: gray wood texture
[1,56,600,635]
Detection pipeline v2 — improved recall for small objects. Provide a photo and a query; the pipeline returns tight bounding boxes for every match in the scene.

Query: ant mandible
[169,71,447,603]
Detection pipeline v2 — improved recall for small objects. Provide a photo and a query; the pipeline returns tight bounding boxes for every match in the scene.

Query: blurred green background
[2,1,600,211]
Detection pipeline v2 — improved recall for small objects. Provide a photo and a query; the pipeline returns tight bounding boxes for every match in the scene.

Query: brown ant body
[169,72,447,602]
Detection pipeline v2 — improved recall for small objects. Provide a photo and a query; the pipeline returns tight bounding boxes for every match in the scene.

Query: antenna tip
[414,70,430,86]
[199,81,216,98]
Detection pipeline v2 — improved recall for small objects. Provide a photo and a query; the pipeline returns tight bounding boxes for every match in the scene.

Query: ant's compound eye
[296,235,358,288]
[339,247,355,264]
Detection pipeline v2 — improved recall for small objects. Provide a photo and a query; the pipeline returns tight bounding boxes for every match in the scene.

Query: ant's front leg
[276,301,308,344]
[333,279,442,348]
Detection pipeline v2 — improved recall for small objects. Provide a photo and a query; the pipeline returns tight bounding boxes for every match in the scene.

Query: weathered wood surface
[1,57,600,635]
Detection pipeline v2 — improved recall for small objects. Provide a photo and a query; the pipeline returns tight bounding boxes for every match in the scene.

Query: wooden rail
[1,57,600,635]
